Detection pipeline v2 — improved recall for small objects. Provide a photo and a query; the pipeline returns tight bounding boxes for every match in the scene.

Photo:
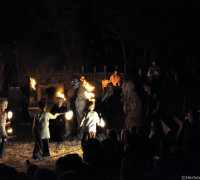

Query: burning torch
[65,110,73,120]
[7,111,13,134]
[59,110,74,121]
[30,77,36,90]
[81,76,95,102]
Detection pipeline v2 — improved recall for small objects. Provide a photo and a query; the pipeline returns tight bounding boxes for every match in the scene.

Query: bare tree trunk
[143,46,147,66]
[111,27,128,65]
[59,30,72,70]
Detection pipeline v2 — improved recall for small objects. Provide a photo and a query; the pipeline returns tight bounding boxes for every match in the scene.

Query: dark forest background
[0,0,200,75]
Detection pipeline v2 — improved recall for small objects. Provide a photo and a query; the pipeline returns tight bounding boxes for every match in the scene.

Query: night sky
[0,0,200,74]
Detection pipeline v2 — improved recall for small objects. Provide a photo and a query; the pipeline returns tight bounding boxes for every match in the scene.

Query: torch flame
[99,119,105,127]
[65,110,73,120]
[7,127,13,134]
[81,76,95,101]
[57,92,66,101]
[84,91,95,102]
[81,77,95,92]
[30,77,36,90]
[8,111,13,120]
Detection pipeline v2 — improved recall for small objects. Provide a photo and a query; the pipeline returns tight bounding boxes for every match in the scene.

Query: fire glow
[7,127,13,134]
[65,110,73,120]
[8,111,13,120]
[56,91,66,101]
[81,77,95,101]
[30,77,36,90]
[99,119,105,127]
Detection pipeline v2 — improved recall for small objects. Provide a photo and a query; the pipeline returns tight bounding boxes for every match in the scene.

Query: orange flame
[56,91,66,101]
[81,77,95,101]
[81,77,95,92]
[30,77,36,90]
[7,127,13,134]
[65,110,73,120]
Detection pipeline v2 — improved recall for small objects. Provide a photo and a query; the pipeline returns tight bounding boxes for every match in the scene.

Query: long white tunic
[0,112,7,137]
[80,111,100,133]
[34,112,57,139]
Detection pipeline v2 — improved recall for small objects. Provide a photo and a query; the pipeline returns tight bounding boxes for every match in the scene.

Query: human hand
[6,121,11,126]
[55,113,60,117]
[4,135,9,139]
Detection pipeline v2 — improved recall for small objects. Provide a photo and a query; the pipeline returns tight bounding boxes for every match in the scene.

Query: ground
[1,121,108,173]
[1,137,82,173]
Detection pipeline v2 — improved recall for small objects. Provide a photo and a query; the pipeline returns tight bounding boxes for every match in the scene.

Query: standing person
[147,61,161,92]
[0,98,10,158]
[143,83,161,123]
[80,101,104,147]
[20,76,31,125]
[110,70,121,87]
[32,100,59,160]
[50,97,67,142]
[64,76,87,139]
[121,81,147,134]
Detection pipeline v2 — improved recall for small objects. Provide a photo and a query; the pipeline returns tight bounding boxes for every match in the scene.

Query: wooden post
[50,67,53,73]
[183,97,186,114]
[36,67,39,75]
[63,65,66,72]
[124,64,126,74]
[36,87,41,102]
[93,66,96,85]
[104,65,106,79]
[62,66,66,82]
[82,65,84,74]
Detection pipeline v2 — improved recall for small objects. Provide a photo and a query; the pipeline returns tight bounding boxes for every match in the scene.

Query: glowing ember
[65,110,73,120]
[99,119,105,127]
[81,76,95,101]
[8,111,13,120]
[57,92,66,101]
[7,127,13,134]
[30,77,36,90]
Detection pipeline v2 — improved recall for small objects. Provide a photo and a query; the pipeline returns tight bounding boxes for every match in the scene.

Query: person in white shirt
[32,100,60,159]
[0,98,10,158]
[80,101,104,147]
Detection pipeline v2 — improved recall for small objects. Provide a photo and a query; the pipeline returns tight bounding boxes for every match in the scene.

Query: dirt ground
[0,138,82,173]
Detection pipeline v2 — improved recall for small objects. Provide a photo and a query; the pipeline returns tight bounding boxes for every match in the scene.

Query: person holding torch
[0,98,10,158]
[80,101,105,148]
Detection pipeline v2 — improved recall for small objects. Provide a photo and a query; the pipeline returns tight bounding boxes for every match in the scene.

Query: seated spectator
[55,153,82,178]
[0,164,19,180]
[26,164,38,177]
[19,176,33,180]
[34,168,55,180]
[58,170,79,180]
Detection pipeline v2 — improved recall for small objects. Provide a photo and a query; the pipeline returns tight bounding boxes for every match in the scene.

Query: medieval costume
[121,81,146,133]
[64,76,87,138]
[49,97,67,142]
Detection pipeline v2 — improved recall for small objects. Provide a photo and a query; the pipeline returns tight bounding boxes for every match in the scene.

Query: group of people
[0,60,200,179]
[0,74,107,160]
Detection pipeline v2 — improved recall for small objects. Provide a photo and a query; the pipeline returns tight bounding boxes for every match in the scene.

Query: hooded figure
[64,76,87,138]
[121,81,146,132]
